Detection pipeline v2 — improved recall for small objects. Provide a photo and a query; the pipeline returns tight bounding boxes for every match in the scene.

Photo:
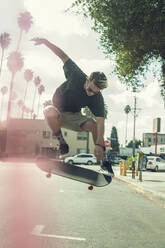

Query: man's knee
[44,105,60,119]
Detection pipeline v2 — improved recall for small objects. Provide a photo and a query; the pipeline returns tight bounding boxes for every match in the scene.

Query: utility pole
[131,86,141,179]
[132,96,136,179]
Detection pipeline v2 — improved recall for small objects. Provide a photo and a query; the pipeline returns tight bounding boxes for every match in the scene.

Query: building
[0,119,95,156]
[142,133,165,147]
[140,144,165,155]
[119,147,140,157]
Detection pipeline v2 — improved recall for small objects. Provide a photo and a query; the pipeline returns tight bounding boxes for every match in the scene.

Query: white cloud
[24,0,89,36]
[0,0,24,32]
[78,58,113,74]
[138,80,160,108]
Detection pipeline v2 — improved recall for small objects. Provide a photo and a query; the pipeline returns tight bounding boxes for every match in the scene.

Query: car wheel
[68,160,74,165]
[155,166,159,172]
[87,161,93,165]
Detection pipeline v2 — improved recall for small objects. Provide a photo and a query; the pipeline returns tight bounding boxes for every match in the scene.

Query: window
[77,154,84,158]
[52,133,57,139]
[64,131,67,137]
[43,131,50,139]
[148,138,152,142]
[77,132,88,140]
[78,154,91,158]
[77,148,87,154]
[82,154,92,158]
[35,130,40,135]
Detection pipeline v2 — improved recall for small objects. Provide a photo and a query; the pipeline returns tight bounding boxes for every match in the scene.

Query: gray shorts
[60,111,92,131]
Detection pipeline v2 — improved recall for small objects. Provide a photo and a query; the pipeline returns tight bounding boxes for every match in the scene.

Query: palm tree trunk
[37,94,41,118]
[31,87,37,118]
[7,72,15,121]
[16,30,23,51]
[17,107,20,118]
[0,49,4,80]
[22,82,28,119]
[0,95,4,121]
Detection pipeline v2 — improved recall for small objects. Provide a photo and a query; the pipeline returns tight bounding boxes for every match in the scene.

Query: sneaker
[101,160,114,177]
[59,143,69,155]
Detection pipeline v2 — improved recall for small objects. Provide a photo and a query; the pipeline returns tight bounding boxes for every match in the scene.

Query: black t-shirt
[52,59,105,117]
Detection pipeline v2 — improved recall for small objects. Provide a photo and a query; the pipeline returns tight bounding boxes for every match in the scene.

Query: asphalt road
[0,161,165,248]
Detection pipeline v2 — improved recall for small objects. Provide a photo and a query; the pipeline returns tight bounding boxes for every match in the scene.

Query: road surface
[0,161,165,248]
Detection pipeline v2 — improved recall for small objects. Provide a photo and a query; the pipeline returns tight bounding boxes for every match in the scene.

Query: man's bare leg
[44,105,61,131]
[81,119,98,143]
[81,119,114,176]
[81,119,105,160]
[44,106,69,154]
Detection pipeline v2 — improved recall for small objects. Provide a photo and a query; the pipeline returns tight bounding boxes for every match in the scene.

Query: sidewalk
[113,165,165,206]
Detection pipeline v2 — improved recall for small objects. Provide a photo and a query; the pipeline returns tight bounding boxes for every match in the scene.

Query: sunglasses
[86,79,100,95]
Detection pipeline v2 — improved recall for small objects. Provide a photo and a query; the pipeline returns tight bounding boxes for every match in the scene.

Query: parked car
[64,153,97,165]
[111,157,125,164]
[146,156,165,171]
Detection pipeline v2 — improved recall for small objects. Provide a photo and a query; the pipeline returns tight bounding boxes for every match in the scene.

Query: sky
[0,0,165,146]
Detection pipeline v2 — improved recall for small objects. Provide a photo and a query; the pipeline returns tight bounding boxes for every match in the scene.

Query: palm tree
[17,99,24,118]
[0,86,8,120]
[31,76,41,118]
[25,107,31,119]
[0,32,11,79]
[7,51,24,120]
[37,85,45,118]
[22,105,30,119]
[11,90,17,101]
[22,69,33,118]
[17,11,33,51]
[22,105,26,118]
[30,108,34,118]
[11,91,18,117]
[124,105,131,147]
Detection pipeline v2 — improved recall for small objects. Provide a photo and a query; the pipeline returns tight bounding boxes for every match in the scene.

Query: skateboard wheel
[88,185,93,190]
[46,173,51,178]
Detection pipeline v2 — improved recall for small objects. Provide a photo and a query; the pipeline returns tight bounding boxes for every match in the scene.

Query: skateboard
[35,157,112,190]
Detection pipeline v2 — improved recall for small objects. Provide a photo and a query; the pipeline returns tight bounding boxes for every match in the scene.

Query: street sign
[153,118,161,133]
[105,140,110,147]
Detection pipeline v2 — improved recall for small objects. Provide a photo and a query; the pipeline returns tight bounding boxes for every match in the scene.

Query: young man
[31,38,114,175]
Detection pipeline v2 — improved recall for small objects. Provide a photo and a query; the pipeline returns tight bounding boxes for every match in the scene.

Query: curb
[114,175,165,208]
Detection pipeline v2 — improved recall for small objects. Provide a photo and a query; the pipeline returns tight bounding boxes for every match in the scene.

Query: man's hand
[30,37,69,63]
[94,145,105,162]
[31,37,47,46]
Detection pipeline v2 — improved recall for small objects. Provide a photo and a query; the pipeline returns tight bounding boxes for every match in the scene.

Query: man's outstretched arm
[31,37,69,63]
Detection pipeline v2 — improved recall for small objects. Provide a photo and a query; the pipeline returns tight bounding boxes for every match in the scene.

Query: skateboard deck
[36,157,112,188]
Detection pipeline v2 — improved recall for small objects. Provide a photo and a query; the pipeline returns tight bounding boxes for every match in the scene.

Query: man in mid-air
[31,37,114,176]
